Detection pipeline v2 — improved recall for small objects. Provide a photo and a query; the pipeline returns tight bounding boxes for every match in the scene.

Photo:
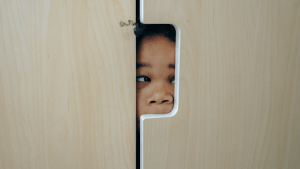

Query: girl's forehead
[141,34,174,46]
[137,35,175,65]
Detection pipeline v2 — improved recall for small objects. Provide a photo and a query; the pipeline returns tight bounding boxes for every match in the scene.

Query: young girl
[135,23,176,130]
[134,22,176,169]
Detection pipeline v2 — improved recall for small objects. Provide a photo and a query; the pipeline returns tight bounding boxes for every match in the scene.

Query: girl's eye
[136,76,151,82]
[170,77,175,84]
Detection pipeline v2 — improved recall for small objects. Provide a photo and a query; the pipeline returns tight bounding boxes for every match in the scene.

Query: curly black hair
[134,22,176,52]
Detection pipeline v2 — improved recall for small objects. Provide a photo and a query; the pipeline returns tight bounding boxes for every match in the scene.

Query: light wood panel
[0,0,136,168]
[142,0,300,168]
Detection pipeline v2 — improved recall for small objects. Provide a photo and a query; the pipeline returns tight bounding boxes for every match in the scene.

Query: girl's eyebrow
[136,63,151,68]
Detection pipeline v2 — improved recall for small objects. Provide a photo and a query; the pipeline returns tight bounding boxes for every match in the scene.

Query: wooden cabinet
[1,0,299,169]
[141,0,300,169]
[0,0,135,168]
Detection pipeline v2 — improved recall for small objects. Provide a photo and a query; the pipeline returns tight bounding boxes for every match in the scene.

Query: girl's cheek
[136,82,148,90]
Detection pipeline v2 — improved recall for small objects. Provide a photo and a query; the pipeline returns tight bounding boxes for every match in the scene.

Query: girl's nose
[147,88,173,105]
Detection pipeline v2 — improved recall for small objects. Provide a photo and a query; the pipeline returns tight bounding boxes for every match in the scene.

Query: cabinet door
[0,0,135,168]
[142,0,300,169]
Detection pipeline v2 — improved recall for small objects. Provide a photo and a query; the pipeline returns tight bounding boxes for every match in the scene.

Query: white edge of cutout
[139,1,181,168]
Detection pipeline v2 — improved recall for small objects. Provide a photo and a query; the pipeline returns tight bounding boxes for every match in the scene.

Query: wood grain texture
[142,0,300,168]
[0,0,136,168]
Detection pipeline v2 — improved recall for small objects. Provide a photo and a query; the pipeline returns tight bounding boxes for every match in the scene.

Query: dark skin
[136,34,175,129]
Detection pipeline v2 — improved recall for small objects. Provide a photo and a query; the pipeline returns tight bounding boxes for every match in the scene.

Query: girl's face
[136,35,175,129]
